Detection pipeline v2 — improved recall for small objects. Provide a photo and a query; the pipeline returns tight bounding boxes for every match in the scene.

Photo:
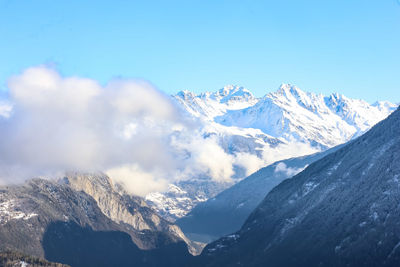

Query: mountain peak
[212,85,253,102]
[326,92,349,104]
[273,83,308,101]
[176,86,254,104]
[176,90,197,100]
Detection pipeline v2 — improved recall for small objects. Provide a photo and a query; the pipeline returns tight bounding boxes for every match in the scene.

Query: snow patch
[226,234,239,240]
[0,199,38,224]
[327,161,342,175]
[303,181,319,196]
[236,202,244,208]
[370,212,379,221]
[280,217,301,235]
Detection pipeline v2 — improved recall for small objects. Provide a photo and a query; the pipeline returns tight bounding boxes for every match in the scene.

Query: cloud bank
[0,66,240,195]
[0,66,319,196]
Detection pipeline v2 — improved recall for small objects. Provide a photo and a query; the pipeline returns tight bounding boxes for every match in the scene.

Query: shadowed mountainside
[197,108,400,267]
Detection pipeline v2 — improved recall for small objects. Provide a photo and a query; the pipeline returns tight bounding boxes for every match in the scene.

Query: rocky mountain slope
[198,107,400,266]
[63,172,202,254]
[0,176,194,267]
[146,84,397,221]
[176,144,342,243]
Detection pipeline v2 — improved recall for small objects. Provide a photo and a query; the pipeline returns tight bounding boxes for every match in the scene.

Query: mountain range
[0,84,398,267]
[146,84,397,221]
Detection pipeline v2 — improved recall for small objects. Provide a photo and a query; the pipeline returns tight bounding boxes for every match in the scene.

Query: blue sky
[0,0,399,102]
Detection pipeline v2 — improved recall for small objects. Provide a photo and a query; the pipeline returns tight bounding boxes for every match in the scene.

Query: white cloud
[274,162,308,177]
[0,67,183,190]
[233,141,318,177]
[261,141,318,166]
[0,66,241,195]
[106,164,169,197]
[172,135,235,183]
[0,101,12,118]
[233,152,265,177]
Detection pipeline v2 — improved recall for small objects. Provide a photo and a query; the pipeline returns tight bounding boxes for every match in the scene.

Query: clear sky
[0,0,399,102]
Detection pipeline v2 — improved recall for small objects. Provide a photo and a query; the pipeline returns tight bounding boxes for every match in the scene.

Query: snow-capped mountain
[145,84,397,221]
[174,85,258,120]
[198,106,400,267]
[215,84,396,148]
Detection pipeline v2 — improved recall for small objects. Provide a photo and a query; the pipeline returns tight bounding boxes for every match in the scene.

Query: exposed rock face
[0,178,193,266]
[63,172,202,254]
[65,172,166,234]
[198,108,400,266]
